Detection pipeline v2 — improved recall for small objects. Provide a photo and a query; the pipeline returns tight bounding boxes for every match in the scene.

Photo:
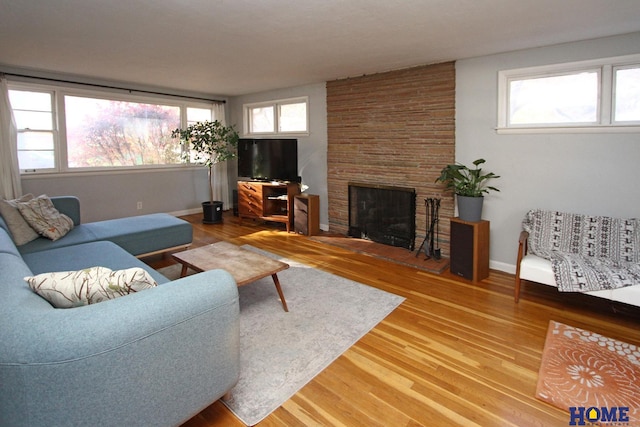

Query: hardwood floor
[144,212,640,427]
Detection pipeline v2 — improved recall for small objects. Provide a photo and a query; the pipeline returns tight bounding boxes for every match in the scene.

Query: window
[498,54,640,132]
[64,96,181,168]
[508,71,599,125]
[244,97,308,135]
[249,105,275,133]
[614,66,640,122]
[8,82,220,173]
[8,89,57,172]
[186,107,212,125]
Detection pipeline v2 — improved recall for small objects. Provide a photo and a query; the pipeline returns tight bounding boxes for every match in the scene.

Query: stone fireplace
[348,183,416,250]
[326,61,455,258]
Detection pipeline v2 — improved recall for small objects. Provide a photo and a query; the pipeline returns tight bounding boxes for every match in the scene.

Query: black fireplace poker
[415,198,441,260]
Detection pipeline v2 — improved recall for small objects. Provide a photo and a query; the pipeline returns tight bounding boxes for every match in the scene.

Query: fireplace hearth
[348,183,416,250]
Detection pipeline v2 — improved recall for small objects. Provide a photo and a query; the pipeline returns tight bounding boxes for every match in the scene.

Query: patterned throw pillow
[16,194,74,241]
[24,267,158,308]
[0,194,40,245]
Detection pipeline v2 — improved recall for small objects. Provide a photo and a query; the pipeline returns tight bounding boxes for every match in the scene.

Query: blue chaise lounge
[0,196,240,427]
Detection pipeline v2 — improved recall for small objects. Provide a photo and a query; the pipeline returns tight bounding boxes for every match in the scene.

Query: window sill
[20,165,201,179]
[243,132,310,138]
[495,125,640,135]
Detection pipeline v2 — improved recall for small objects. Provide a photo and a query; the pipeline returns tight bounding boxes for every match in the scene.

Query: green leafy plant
[435,158,500,197]
[172,120,239,203]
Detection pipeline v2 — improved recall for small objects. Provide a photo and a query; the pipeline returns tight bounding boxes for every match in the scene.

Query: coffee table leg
[271,274,289,312]
[179,264,188,278]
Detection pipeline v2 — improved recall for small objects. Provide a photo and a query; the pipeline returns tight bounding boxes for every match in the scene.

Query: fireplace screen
[348,183,416,250]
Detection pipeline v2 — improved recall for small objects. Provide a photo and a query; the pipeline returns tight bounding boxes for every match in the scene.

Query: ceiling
[1,0,640,97]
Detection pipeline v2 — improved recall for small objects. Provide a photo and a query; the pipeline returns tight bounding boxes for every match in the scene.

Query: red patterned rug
[537,321,640,423]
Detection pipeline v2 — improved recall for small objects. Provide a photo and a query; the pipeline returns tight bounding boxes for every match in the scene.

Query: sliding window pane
[8,90,54,130]
[17,131,55,169]
[8,90,51,111]
[509,71,599,125]
[187,107,211,125]
[17,132,54,150]
[9,90,56,171]
[250,106,274,133]
[65,96,181,168]
[18,151,55,170]
[13,111,53,130]
[279,102,307,132]
[614,67,640,122]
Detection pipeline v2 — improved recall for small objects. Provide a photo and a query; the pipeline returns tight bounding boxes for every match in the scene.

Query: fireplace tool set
[415,198,441,260]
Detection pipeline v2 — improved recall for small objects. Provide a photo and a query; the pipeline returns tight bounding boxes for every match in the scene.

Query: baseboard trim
[491,260,516,275]
[169,208,202,217]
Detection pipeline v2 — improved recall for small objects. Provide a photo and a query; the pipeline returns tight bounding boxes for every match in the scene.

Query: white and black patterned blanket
[522,209,640,292]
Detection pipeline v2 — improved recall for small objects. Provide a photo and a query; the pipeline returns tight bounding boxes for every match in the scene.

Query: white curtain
[211,102,231,209]
[0,77,22,199]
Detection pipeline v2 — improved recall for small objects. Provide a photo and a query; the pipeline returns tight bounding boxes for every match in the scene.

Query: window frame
[8,80,220,175]
[497,53,640,133]
[243,96,309,137]
[8,84,59,174]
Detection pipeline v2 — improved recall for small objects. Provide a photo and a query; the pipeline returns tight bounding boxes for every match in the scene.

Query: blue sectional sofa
[0,197,240,427]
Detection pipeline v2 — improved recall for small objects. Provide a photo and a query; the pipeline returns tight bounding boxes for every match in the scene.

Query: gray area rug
[159,245,404,426]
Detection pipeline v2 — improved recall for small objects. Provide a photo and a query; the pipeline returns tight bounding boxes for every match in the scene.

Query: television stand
[237,180,300,232]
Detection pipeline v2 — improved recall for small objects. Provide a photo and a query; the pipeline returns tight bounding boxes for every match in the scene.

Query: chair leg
[514,276,521,303]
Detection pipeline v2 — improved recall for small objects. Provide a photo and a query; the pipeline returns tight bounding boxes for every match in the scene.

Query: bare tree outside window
[65,96,181,168]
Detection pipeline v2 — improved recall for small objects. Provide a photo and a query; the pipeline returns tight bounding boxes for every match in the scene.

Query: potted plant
[435,158,500,222]
[172,120,239,224]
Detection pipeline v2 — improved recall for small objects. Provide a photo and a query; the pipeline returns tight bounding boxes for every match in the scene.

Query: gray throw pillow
[0,194,40,245]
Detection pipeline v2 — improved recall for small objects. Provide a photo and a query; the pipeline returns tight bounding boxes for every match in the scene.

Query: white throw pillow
[0,194,40,245]
[16,194,74,241]
[25,266,158,308]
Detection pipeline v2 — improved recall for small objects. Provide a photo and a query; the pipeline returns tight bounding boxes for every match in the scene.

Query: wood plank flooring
[143,212,640,427]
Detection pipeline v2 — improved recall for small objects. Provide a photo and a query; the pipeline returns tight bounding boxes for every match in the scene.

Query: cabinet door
[238,182,263,217]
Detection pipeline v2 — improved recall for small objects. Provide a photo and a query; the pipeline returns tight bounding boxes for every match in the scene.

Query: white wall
[22,168,210,222]
[228,83,329,229]
[456,32,640,273]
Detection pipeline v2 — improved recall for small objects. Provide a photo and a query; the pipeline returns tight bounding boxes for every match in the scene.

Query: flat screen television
[237,138,299,182]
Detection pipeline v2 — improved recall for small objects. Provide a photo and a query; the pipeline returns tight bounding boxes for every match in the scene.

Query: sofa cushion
[17,225,100,255]
[17,195,74,241]
[22,240,169,285]
[0,194,40,245]
[17,213,192,257]
[25,266,158,308]
[84,213,193,256]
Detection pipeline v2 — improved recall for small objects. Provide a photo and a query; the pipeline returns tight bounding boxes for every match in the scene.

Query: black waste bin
[202,201,223,224]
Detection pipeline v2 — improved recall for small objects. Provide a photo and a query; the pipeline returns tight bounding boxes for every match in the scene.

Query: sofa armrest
[0,269,240,427]
[51,196,81,225]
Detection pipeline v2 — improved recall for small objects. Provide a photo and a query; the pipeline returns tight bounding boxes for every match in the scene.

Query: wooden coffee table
[171,241,289,311]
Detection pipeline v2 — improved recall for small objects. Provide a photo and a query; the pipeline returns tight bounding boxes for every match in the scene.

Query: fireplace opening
[348,183,416,250]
